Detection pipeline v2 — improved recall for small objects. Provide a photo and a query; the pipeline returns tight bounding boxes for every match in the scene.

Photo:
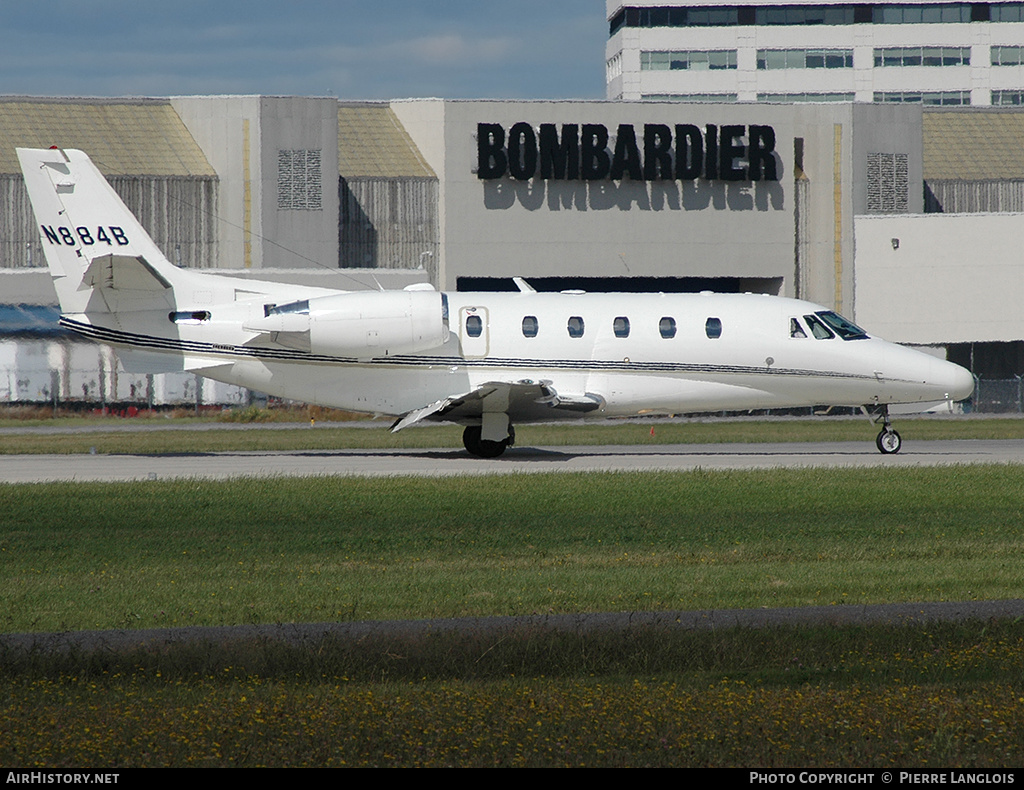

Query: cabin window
[169,310,211,324]
[804,314,835,339]
[613,316,630,338]
[790,318,808,338]
[567,316,585,338]
[705,317,722,339]
[816,310,869,340]
[522,315,538,338]
[466,314,483,338]
[659,317,676,338]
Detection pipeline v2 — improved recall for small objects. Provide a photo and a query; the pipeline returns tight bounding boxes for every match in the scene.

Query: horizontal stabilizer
[83,254,173,292]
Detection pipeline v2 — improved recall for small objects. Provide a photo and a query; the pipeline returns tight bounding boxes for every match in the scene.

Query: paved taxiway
[2,438,1024,483]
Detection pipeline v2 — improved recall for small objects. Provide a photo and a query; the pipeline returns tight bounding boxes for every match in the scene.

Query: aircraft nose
[942,360,975,402]
[883,344,975,403]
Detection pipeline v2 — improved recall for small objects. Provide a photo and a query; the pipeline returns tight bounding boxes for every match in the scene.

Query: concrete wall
[855,212,1024,344]
[172,96,340,271]
[397,99,866,307]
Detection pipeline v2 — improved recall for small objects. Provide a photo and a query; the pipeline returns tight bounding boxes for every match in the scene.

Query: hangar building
[1,93,1023,404]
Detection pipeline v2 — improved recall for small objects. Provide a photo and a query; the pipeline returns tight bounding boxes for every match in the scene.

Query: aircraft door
[459,306,489,358]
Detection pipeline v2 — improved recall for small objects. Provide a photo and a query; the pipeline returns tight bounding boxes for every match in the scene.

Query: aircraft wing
[390,380,604,432]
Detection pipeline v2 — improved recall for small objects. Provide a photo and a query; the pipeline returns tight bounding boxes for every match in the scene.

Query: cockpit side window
[790,318,808,338]
[804,314,835,340]
[815,310,869,340]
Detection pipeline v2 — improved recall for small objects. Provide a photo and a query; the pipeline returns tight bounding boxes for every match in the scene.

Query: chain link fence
[971,377,1024,413]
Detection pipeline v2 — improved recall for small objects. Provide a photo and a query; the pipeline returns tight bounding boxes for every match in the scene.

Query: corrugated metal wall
[925,180,1024,214]
[0,174,218,270]
[339,177,438,279]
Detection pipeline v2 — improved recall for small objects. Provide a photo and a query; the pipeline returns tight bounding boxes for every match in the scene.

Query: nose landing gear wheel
[876,428,902,454]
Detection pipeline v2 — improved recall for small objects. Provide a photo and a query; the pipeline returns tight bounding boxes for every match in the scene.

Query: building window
[642,93,738,103]
[757,49,853,70]
[642,50,737,71]
[874,91,969,105]
[867,153,909,213]
[993,4,1024,22]
[659,317,676,339]
[567,316,585,338]
[612,3,983,34]
[610,6,740,34]
[759,93,856,103]
[277,149,322,211]
[874,47,970,67]
[992,46,1024,66]
[613,317,630,338]
[606,53,623,81]
[522,316,538,338]
[757,6,857,25]
[994,89,1024,105]
[873,4,972,24]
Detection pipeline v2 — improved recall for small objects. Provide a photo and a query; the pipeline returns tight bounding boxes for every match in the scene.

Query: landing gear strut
[462,424,515,458]
[871,406,902,455]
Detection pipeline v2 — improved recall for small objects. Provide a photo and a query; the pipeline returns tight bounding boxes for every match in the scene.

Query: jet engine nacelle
[247,290,448,358]
[308,290,447,358]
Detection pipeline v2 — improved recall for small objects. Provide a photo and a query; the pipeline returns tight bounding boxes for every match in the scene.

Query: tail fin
[16,147,186,315]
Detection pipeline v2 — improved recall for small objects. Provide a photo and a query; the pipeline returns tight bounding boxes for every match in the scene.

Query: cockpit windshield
[815,310,869,340]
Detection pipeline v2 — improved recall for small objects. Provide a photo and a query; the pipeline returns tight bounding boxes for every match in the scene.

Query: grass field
[3,438,1023,766]
[3,467,1023,631]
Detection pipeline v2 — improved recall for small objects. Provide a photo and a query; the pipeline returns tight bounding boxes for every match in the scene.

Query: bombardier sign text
[476,122,779,183]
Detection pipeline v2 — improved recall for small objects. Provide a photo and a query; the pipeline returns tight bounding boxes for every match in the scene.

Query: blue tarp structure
[0,304,67,338]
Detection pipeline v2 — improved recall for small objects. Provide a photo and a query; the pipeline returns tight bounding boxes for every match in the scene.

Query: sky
[0,1,608,100]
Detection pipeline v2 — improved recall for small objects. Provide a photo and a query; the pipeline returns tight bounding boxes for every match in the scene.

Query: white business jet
[17,147,974,457]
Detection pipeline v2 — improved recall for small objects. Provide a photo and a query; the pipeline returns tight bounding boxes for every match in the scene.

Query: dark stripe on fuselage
[59,316,884,383]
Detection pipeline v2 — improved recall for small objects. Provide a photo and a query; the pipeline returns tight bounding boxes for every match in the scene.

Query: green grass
[2,415,1024,455]
[3,466,1024,767]
[2,467,1023,632]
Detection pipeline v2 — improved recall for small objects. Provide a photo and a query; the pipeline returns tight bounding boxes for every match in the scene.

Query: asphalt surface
[2,438,1024,482]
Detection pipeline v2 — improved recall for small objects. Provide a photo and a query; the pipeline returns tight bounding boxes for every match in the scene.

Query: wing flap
[391,380,605,432]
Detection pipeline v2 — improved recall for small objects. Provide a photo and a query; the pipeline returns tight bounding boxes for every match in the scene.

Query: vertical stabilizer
[16,147,186,315]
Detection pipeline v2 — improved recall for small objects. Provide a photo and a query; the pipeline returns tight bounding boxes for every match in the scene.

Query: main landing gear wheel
[462,425,514,458]
[876,428,902,455]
